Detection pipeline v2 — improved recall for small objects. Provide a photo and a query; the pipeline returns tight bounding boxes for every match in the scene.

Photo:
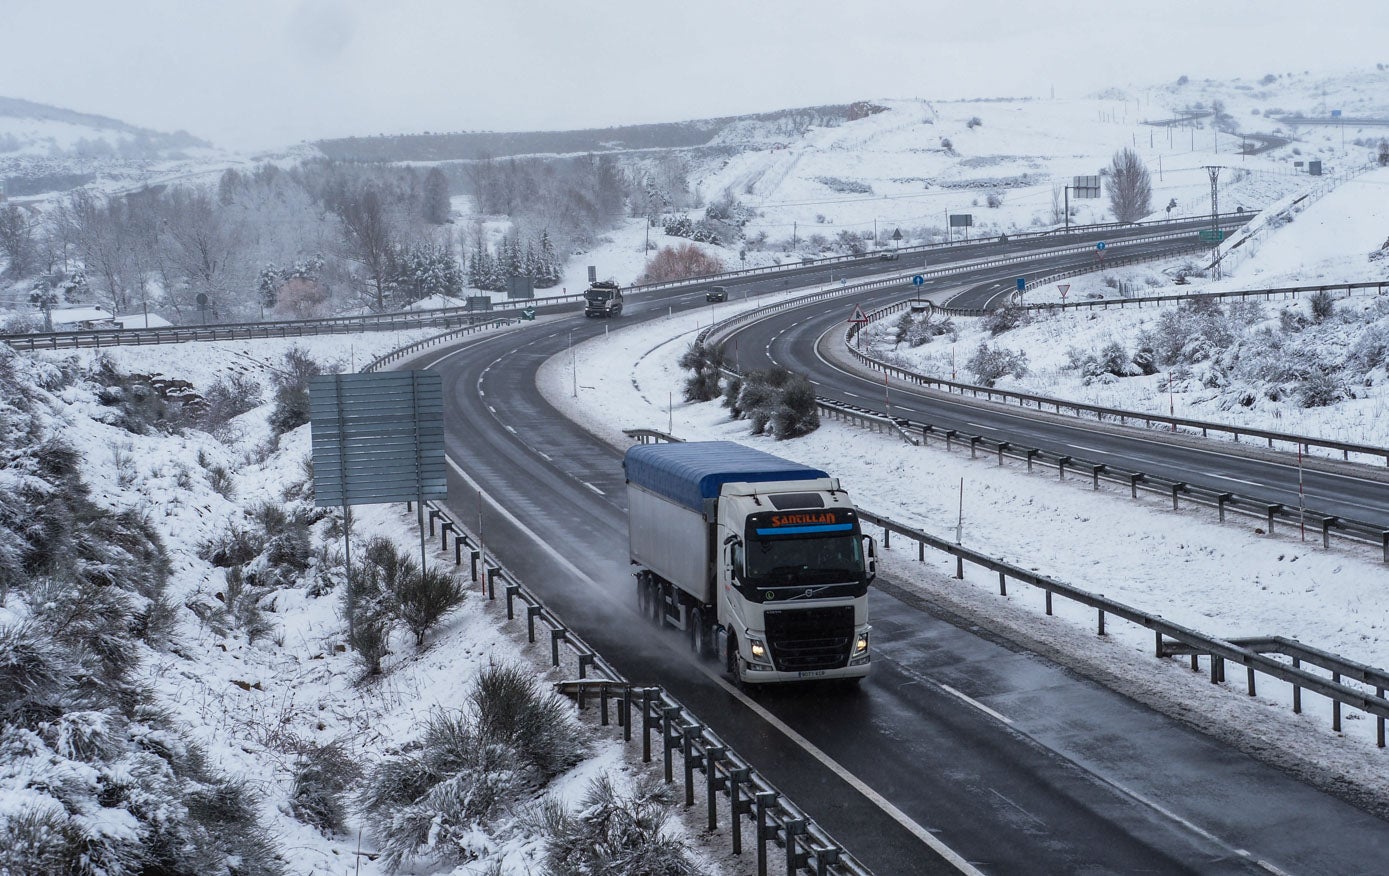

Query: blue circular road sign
[1096,241,1107,251]
[912,275,925,286]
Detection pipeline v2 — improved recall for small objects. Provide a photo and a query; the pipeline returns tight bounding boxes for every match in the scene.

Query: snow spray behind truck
[624,441,876,685]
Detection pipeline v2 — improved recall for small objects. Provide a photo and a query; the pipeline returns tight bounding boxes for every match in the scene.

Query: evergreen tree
[422,168,451,224]
[537,230,561,287]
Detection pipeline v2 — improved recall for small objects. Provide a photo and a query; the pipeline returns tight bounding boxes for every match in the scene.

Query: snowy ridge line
[418,498,876,876]
[846,295,1389,466]
[849,504,1389,752]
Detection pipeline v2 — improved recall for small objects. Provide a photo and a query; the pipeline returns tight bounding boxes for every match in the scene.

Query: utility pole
[1204,165,1222,279]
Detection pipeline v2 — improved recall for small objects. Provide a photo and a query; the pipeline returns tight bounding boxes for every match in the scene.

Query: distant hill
[313,101,887,162]
[0,97,215,197]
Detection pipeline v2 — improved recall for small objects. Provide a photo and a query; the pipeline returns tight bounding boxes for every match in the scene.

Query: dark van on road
[706,286,728,302]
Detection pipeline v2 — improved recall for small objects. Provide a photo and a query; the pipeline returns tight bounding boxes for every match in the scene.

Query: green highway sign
[520,307,536,320]
[1198,229,1226,243]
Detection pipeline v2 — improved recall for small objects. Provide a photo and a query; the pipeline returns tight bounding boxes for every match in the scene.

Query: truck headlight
[749,638,767,659]
[854,633,869,655]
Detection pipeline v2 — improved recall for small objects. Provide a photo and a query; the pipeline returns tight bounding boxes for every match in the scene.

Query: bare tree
[336,186,395,310]
[1107,148,1153,223]
[160,188,249,319]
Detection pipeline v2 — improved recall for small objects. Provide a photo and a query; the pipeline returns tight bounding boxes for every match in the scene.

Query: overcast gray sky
[2,0,1386,151]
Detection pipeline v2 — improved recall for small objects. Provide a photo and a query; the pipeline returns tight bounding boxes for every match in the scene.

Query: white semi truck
[624,441,875,685]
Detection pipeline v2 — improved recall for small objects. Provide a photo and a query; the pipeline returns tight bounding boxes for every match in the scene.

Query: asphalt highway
[419,234,1389,872]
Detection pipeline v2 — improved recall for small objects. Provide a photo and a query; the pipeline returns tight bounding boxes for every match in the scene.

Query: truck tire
[690,608,709,660]
[724,633,739,680]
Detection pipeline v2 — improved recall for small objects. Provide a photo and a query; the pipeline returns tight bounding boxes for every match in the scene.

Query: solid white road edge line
[938,684,1014,726]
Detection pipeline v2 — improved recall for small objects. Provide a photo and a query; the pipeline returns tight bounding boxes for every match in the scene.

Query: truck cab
[583,281,623,317]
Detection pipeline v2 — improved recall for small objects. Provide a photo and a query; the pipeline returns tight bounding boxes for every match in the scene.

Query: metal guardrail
[849,294,1389,467]
[412,497,871,876]
[360,317,519,372]
[853,506,1389,749]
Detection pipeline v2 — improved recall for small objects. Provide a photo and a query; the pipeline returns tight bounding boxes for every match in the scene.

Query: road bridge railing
[414,498,871,876]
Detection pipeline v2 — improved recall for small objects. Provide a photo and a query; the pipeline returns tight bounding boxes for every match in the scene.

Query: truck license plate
[797,670,827,678]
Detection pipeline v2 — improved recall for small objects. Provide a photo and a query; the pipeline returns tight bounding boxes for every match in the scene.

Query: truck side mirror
[861,535,877,584]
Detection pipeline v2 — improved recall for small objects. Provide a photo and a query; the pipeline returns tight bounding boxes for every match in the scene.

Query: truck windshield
[743,533,863,586]
[741,509,864,588]
[585,291,612,300]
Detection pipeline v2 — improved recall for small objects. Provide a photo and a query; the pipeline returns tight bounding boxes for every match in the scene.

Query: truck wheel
[724,633,738,679]
[636,575,649,618]
[690,608,709,660]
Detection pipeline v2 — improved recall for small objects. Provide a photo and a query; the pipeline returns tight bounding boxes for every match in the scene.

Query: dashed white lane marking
[584,482,605,496]
[1065,443,1112,456]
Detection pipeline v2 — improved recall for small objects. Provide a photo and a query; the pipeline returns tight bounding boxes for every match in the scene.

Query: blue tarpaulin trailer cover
[623,441,829,512]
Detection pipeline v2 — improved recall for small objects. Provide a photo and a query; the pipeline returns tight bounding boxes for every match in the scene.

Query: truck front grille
[764,606,853,672]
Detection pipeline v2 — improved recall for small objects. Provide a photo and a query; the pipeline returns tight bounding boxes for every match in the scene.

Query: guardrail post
[682,723,702,807]
[1026,448,1038,473]
[784,818,807,874]
[1092,464,1105,490]
[1382,532,1389,565]
[1045,590,1053,615]
[1377,688,1385,748]
[663,706,680,783]
[1292,657,1302,713]
[526,604,542,643]
[427,508,440,537]
[706,746,726,830]
[1246,666,1256,696]
[622,686,632,739]
[453,536,463,565]
[813,846,841,876]
[550,628,566,666]
[1155,632,1165,658]
[577,652,593,680]
[598,681,609,724]
[505,584,519,619]
[945,430,956,451]
[1321,517,1337,549]
[1057,455,1070,480]
[640,689,656,762]
[998,571,1007,596]
[1171,483,1186,511]
[882,526,890,550]
[470,550,480,581]
[730,768,752,855]
[487,567,499,599]
[997,441,1009,465]
[969,435,980,459]
[1130,472,1145,499]
[1097,608,1106,636]
[1266,505,1282,536]
[1332,672,1342,732]
[920,426,929,447]
[1217,493,1232,523]
[755,791,778,876]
